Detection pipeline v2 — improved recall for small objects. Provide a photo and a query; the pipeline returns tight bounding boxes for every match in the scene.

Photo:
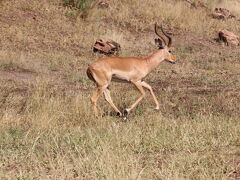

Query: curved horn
[154,23,167,46]
[160,25,172,47]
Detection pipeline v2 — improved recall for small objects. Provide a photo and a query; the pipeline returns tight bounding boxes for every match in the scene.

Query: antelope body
[87,24,176,116]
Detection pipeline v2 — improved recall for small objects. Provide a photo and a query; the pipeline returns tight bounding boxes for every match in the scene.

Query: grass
[0,75,239,179]
[0,0,240,179]
[0,62,21,71]
[0,109,239,179]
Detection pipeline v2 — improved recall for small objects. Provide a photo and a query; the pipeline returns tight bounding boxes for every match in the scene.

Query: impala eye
[168,50,172,53]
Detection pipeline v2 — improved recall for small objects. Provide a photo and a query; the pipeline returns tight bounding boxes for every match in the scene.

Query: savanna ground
[0,0,240,179]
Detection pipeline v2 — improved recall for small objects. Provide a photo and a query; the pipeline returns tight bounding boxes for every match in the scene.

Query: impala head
[154,23,176,64]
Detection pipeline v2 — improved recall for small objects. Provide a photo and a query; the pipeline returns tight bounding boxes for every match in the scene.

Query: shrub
[61,0,94,11]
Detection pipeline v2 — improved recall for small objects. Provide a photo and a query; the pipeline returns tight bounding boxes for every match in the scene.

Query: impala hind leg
[124,81,146,116]
[141,81,159,110]
[90,86,105,116]
[103,89,122,116]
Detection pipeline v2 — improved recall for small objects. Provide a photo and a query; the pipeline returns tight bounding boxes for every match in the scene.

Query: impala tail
[86,65,97,84]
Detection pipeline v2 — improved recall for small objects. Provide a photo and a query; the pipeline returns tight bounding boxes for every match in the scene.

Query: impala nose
[166,59,176,64]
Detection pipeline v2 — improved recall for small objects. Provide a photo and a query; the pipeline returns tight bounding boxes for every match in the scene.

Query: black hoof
[123,109,129,116]
[116,112,121,117]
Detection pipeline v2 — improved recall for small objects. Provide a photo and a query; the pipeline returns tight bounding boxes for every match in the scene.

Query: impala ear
[155,38,164,49]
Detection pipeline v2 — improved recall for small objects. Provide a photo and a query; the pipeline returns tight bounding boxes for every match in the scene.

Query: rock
[93,39,121,55]
[218,30,239,46]
[212,12,225,19]
[212,8,236,19]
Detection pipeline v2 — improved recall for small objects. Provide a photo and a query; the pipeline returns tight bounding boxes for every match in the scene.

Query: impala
[87,23,176,117]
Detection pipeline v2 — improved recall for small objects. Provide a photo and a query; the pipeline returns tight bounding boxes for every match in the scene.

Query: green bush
[62,0,94,11]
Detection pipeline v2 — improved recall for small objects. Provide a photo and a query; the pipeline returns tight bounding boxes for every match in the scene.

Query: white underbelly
[112,70,132,81]
[111,68,148,82]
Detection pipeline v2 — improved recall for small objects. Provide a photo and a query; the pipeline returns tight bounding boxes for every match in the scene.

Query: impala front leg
[124,81,146,116]
[141,81,159,110]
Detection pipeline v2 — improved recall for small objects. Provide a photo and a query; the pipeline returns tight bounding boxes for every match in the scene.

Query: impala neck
[146,50,166,72]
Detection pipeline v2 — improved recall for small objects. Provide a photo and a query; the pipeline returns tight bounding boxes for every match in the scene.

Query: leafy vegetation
[61,0,94,11]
